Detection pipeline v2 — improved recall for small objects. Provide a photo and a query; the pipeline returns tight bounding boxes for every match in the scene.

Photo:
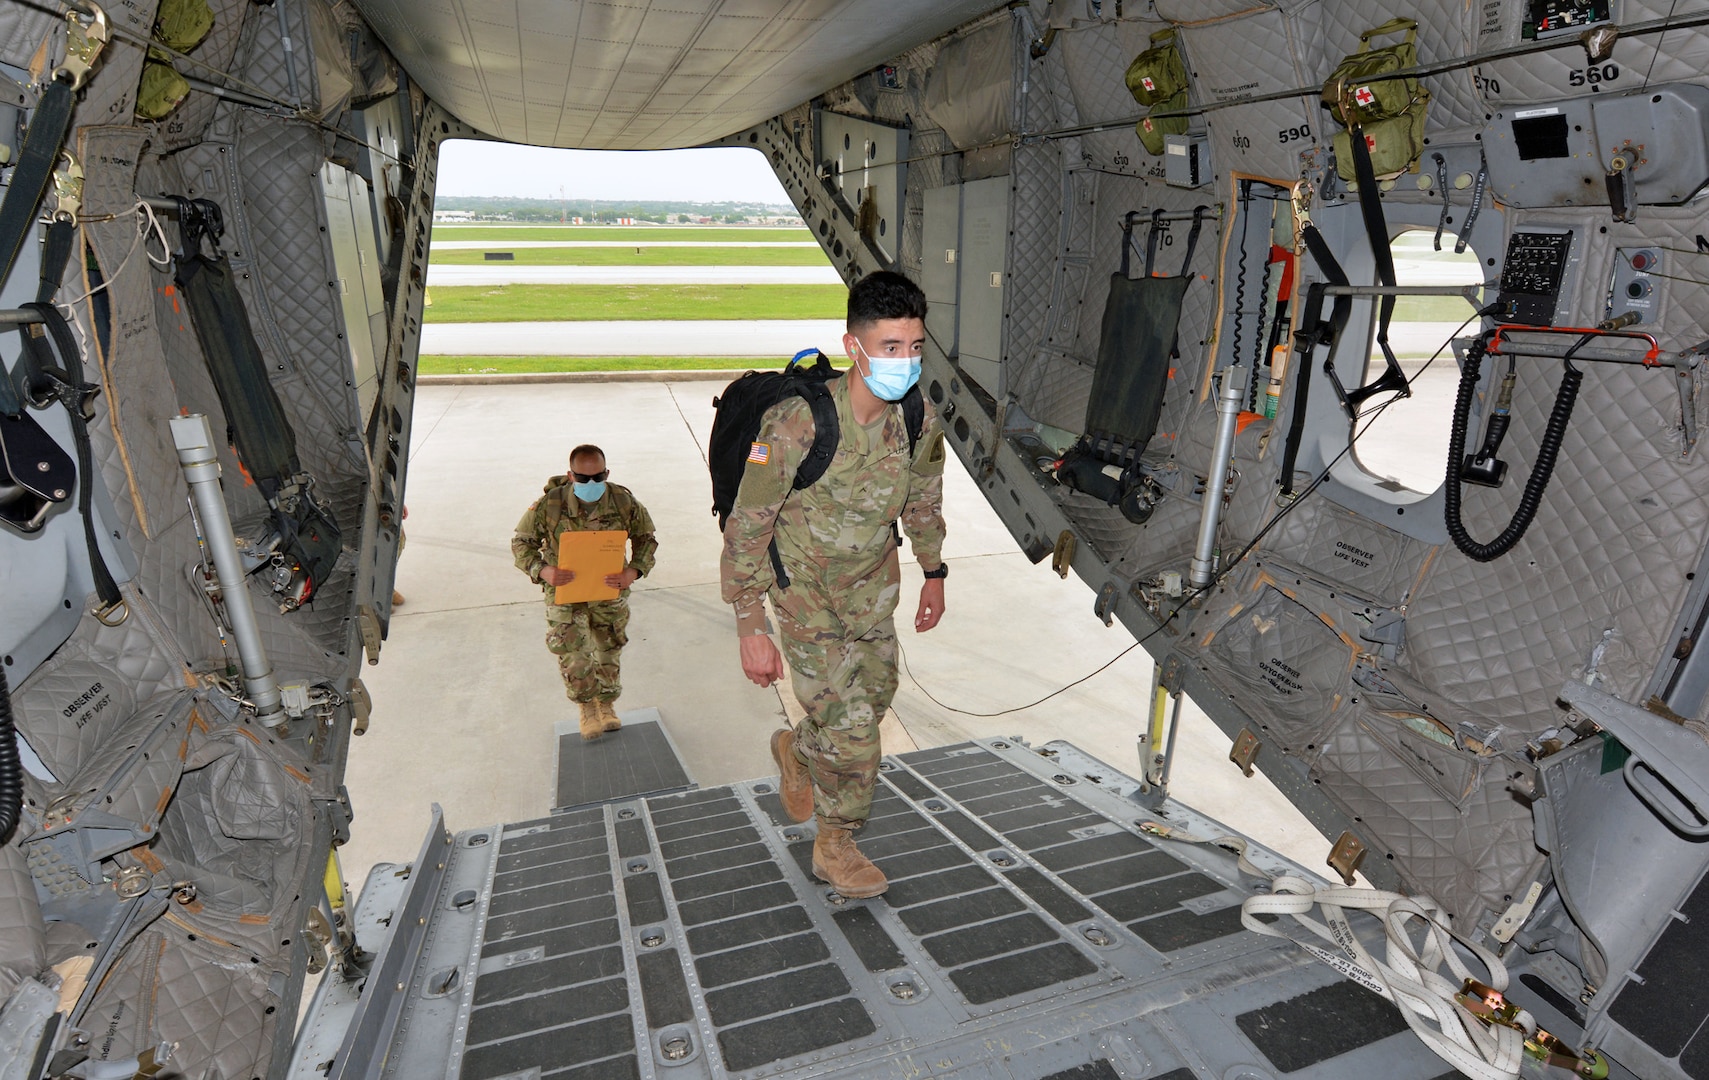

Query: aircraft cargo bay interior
[2,1,1709,1079]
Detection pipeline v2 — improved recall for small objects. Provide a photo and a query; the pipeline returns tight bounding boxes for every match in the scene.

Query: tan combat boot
[770,728,813,823]
[812,823,887,898]
[597,700,622,732]
[577,700,602,741]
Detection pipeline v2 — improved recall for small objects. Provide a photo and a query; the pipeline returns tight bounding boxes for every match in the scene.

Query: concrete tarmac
[340,380,1331,905]
[420,318,848,356]
[426,265,842,286]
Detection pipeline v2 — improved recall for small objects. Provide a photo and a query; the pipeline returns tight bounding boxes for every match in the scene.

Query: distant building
[433,210,474,222]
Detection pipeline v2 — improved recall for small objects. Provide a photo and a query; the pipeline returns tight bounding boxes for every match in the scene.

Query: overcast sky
[436,141,793,203]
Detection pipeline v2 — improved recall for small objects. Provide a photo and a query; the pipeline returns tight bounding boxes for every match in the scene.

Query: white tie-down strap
[1239,876,1529,1080]
[1136,820,1271,880]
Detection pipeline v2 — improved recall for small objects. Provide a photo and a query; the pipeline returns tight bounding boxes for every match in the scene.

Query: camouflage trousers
[775,599,899,830]
[545,598,629,703]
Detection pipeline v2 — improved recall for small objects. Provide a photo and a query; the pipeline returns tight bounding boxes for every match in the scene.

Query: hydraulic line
[171,413,285,726]
[1191,364,1247,588]
[1444,335,1583,562]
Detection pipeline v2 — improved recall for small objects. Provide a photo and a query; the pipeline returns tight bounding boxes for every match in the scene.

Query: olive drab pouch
[1331,102,1428,180]
[1136,87,1189,157]
[1124,27,1187,108]
[1126,27,1190,157]
[1323,17,1431,180]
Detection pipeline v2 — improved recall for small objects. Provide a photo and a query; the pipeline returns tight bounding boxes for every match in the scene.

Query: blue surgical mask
[573,480,606,503]
[854,341,922,401]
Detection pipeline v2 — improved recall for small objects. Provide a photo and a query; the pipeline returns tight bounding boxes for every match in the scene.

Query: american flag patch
[747,442,770,465]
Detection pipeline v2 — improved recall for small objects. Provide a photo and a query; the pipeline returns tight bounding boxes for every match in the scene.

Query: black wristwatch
[923,563,949,580]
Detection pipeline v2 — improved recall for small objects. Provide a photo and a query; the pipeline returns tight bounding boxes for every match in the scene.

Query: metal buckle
[93,596,129,626]
[53,5,109,91]
[1455,979,1611,1079]
[51,151,82,222]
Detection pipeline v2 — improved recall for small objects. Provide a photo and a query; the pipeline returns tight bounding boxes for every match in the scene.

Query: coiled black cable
[0,665,22,843]
[1444,334,1584,562]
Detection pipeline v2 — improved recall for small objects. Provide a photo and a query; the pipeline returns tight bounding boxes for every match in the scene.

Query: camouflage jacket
[720,373,947,636]
[514,478,658,620]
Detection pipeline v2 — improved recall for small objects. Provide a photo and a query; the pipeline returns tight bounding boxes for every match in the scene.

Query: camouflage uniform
[721,374,947,826]
[514,478,658,703]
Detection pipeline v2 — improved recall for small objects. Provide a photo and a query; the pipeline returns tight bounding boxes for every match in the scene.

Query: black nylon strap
[0,79,74,294]
[37,218,75,304]
[1144,209,1164,277]
[1432,152,1450,252]
[1344,119,1410,411]
[1277,225,1352,498]
[1455,153,1488,255]
[18,301,121,608]
[1178,204,1209,276]
[767,538,790,590]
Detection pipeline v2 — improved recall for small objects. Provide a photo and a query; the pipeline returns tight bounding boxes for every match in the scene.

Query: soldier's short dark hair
[847,271,927,331]
[569,444,605,466]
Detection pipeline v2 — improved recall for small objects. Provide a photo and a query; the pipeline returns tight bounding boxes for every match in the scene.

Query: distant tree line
[433,196,799,224]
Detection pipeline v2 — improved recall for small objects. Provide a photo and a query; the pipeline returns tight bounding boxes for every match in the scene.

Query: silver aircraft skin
[0,0,1707,1078]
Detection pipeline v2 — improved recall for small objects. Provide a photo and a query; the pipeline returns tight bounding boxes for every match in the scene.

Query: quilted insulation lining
[1313,705,1546,925]
[1004,48,1069,407]
[1260,495,1435,608]
[229,112,367,528]
[153,0,255,153]
[1057,18,1166,177]
[1475,0,1709,108]
[1176,6,1318,182]
[0,4,61,69]
[1015,170,1219,437]
[230,0,320,110]
[76,127,185,552]
[1404,353,1709,730]
[1405,214,1709,731]
[1309,0,1484,134]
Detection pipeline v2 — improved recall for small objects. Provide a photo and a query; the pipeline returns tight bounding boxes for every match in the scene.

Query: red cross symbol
[1354,86,1376,106]
[1141,76,1156,91]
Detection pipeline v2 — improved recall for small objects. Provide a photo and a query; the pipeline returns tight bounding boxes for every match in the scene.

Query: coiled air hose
[1444,335,1584,562]
[0,665,22,842]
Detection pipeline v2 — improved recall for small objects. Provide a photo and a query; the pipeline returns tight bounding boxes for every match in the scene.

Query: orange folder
[554,530,627,604]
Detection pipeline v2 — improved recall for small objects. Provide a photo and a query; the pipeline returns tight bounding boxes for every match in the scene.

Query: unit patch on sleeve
[747,442,771,465]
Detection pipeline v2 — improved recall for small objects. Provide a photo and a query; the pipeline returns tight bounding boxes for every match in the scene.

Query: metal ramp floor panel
[337,740,1483,1080]
[552,707,696,812]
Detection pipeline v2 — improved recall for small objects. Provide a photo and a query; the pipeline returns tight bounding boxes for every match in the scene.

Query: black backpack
[709,349,925,532]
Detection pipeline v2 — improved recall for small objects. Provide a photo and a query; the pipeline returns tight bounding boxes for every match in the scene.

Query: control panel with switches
[1605,247,1663,326]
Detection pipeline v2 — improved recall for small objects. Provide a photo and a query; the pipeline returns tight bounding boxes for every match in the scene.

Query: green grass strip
[418,355,787,375]
[432,226,813,243]
[429,246,831,267]
[423,284,847,323]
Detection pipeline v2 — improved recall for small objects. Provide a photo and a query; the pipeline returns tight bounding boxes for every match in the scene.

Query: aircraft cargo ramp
[291,737,1505,1080]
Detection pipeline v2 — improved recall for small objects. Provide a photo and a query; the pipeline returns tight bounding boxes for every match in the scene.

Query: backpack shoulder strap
[902,383,925,457]
[791,380,840,490]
